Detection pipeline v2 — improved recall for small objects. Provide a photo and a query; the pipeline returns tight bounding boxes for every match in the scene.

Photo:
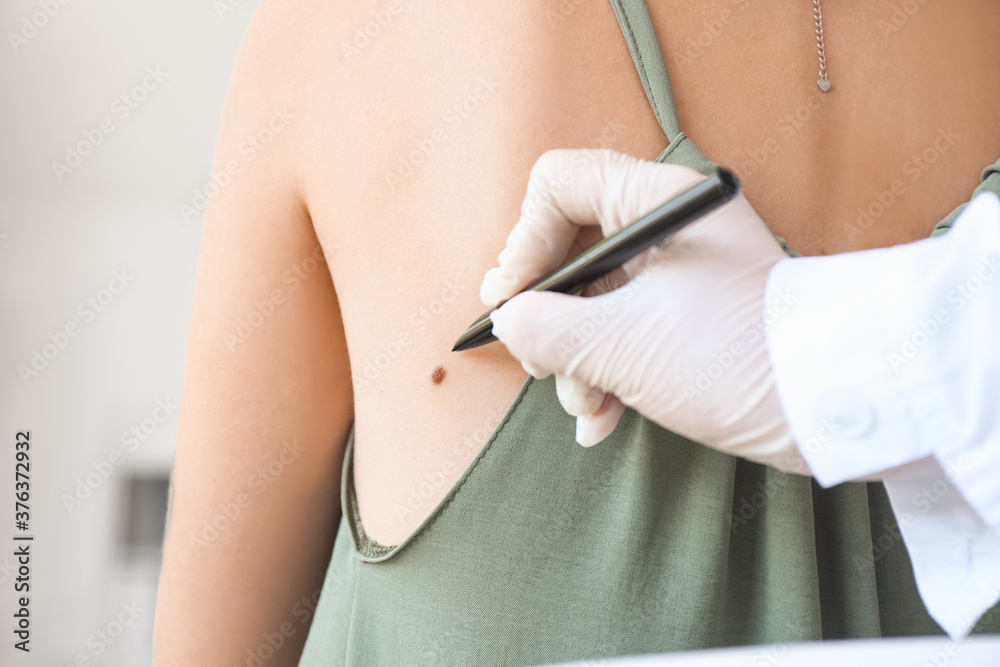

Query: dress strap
[609,0,684,147]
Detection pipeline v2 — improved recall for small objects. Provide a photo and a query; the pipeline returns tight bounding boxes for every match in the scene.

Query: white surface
[539,636,1000,667]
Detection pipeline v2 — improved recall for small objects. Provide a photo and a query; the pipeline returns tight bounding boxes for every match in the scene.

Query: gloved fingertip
[490,297,553,378]
[521,359,552,380]
[556,375,606,417]
[589,391,614,417]
[575,397,625,447]
[488,309,507,342]
[575,416,607,448]
[480,268,516,307]
[497,245,513,266]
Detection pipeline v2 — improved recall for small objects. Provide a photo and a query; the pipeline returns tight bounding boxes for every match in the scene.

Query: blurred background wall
[1,1,260,664]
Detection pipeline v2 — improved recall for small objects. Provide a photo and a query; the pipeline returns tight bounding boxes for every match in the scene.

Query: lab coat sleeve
[764,192,1000,639]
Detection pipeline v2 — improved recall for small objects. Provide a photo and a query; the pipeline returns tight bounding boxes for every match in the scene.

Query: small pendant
[817,77,831,92]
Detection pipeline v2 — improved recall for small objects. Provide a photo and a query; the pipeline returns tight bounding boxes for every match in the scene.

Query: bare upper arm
[175,0,352,498]
[155,1,352,663]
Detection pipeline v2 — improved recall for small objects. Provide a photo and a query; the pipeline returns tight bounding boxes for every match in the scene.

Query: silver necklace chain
[813,0,831,91]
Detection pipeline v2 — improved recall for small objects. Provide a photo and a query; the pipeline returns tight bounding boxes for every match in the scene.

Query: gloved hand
[481,149,810,475]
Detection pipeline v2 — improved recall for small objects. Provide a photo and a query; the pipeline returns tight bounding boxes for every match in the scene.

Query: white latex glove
[481,149,810,475]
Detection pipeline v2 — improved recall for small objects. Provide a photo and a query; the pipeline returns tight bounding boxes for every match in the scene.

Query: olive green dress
[298,2,1000,664]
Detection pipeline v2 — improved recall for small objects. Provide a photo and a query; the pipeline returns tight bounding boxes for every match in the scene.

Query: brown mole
[431,366,446,385]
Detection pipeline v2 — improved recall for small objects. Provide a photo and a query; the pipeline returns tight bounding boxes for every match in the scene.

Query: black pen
[452,167,740,352]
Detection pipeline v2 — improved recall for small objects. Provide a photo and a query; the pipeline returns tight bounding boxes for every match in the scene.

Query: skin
[153,0,1000,664]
